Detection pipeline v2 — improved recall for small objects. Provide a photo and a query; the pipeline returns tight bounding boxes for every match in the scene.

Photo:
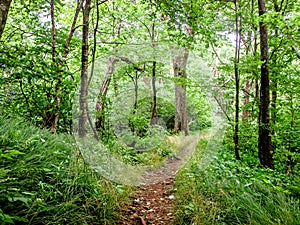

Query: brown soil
[118,133,205,225]
[118,177,175,225]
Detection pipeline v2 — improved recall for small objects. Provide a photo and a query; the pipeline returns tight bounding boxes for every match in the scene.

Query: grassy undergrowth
[103,131,199,167]
[0,113,131,225]
[173,133,300,225]
[105,137,174,166]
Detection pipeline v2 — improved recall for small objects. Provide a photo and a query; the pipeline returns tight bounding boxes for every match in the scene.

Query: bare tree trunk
[95,1,122,135]
[150,61,157,125]
[50,0,57,64]
[234,0,241,160]
[150,22,157,125]
[133,71,138,115]
[123,69,141,135]
[130,71,139,134]
[49,0,62,134]
[173,48,189,136]
[0,0,12,39]
[257,0,274,169]
[95,56,142,136]
[44,0,82,133]
[43,0,59,133]
[78,0,91,137]
[95,57,118,133]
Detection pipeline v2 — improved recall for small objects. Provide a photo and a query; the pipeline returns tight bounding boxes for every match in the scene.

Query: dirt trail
[118,132,211,224]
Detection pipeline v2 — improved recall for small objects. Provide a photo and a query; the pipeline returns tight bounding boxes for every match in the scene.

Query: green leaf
[8,197,30,204]
[0,209,14,224]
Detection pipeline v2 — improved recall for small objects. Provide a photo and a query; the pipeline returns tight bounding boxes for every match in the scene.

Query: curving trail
[118,131,212,224]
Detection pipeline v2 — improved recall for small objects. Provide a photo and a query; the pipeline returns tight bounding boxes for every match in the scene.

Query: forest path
[118,130,212,225]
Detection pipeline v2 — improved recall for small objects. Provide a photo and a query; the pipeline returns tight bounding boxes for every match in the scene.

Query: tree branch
[210,41,224,64]
[291,45,300,60]
[62,0,83,59]
[214,96,231,122]
[50,0,57,64]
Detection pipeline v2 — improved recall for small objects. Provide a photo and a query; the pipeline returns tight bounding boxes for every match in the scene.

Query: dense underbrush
[0,113,129,224]
[173,130,300,225]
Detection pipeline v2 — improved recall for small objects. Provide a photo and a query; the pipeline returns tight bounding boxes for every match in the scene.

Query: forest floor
[118,131,211,225]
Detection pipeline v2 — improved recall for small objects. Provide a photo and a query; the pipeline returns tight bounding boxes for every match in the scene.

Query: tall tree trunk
[0,0,12,39]
[95,56,141,136]
[150,22,157,125]
[150,61,157,125]
[95,1,122,135]
[130,71,139,134]
[42,0,60,133]
[78,0,91,137]
[173,48,189,136]
[43,0,82,133]
[234,0,241,160]
[95,57,118,133]
[257,0,274,169]
[48,0,61,134]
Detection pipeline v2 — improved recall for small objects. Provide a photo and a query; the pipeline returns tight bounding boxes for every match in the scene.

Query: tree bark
[95,57,118,133]
[48,0,60,134]
[173,48,189,136]
[150,61,157,125]
[43,0,82,133]
[130,70,139,134]
[150,22,157,125]
[78,0,91,137]
[95,3,122,135]
[95,56,142,135]
[234,0,241,160]
[257,0,274,169]
[50,0,57,64]
[0,0,12,40]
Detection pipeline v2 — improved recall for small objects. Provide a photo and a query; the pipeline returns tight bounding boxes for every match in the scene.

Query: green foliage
[105,135,174,166]
[132,96,175,132]
[174,132,300,225]
[187,84,212,131]
[0,113,128,224]
[0,0,81,133]
[1,0,300,224]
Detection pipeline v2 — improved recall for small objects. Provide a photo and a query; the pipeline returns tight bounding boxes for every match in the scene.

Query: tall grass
[173,135,300,225]
[0,112,129,224]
